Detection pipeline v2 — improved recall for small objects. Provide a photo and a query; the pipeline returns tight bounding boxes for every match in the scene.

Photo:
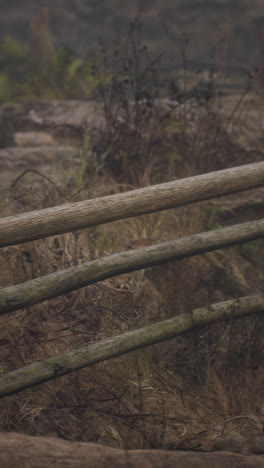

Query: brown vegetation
[0,132,263,453]
[0,13,264,457]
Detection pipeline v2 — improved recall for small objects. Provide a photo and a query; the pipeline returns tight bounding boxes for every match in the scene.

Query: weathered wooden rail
[0,294,263,399]
[0,218,263,314]
[0,161,264,247]
[0,162,263,397]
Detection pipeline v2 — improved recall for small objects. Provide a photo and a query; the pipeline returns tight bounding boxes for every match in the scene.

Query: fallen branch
[1,161,264,247]
[0,294,263,398]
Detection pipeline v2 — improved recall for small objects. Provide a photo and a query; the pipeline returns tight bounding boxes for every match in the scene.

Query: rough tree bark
[0,161,264,247]
[0,294,263,399]
[0,219,263,314]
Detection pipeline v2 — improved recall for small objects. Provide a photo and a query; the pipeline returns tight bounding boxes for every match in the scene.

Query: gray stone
[213,436,246,453]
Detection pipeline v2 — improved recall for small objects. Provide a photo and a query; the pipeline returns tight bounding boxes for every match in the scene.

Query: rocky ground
[1,91,264,192]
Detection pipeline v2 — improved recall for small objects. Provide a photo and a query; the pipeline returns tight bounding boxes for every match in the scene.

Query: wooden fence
[1,161,264,247]
[0,161,263,398]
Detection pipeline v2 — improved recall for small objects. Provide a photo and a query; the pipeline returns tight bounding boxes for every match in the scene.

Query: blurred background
[1,0,264,101]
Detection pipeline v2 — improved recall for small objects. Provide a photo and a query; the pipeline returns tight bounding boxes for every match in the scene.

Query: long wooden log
[1,161,264,247]
[0,219,263,314]
[1,432,264,467]
[1,433,264,467]
[0,295,263,399]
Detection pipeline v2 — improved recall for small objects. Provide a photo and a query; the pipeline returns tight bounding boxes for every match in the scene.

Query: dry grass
[0,155,263,450]
[0,62,264,449]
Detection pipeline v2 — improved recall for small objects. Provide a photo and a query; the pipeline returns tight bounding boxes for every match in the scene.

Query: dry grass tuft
[0,49,264,448]
[0,162,263,450]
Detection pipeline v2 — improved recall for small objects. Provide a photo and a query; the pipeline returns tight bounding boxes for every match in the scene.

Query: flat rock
[0,100,105,147]
[14,131,57,147]
[0,145,78,193]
